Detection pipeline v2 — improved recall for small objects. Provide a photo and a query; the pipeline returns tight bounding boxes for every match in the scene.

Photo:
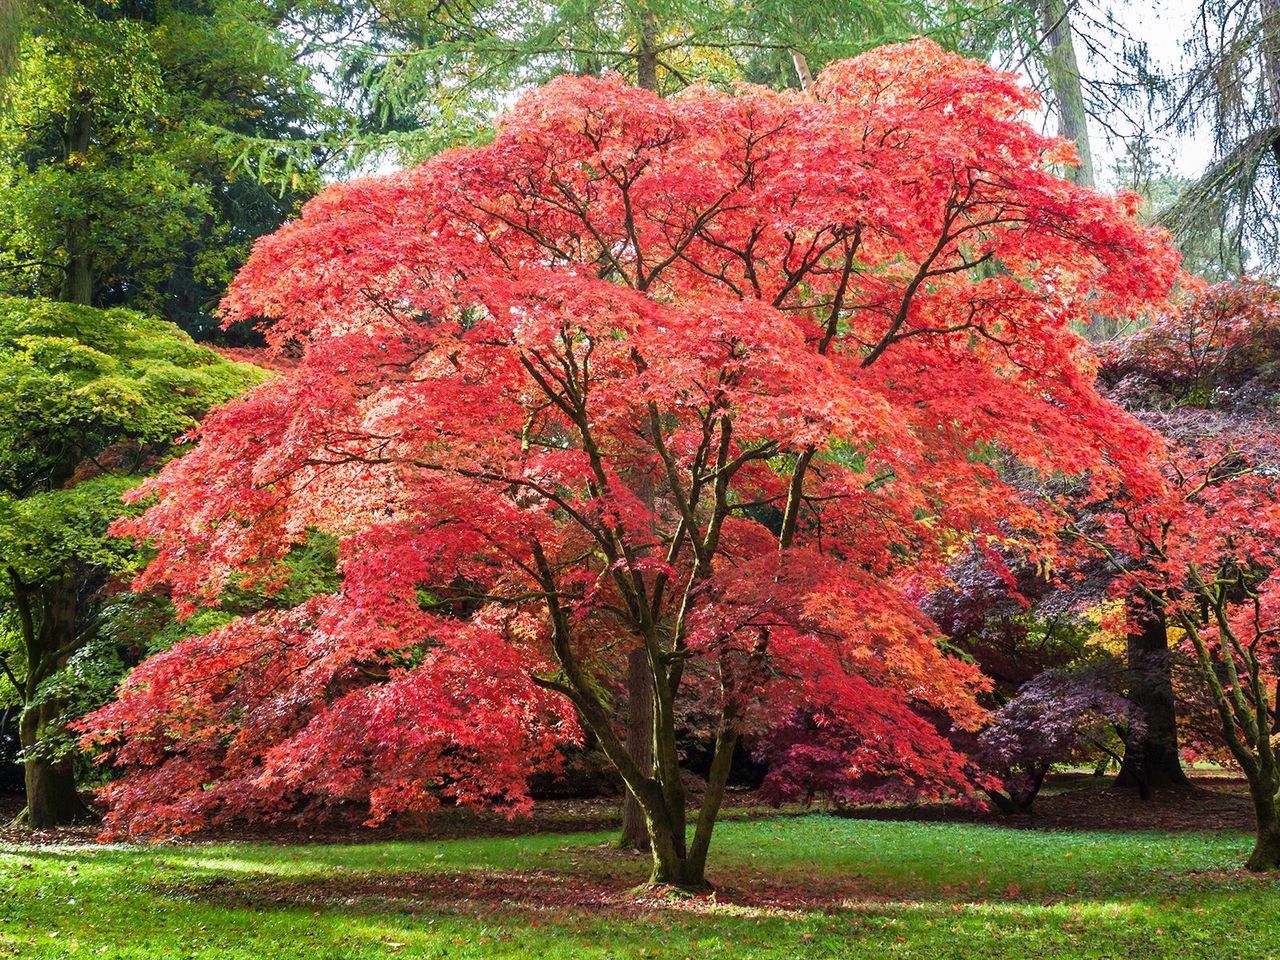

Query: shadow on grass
[137,841,1279,922]
[5,820,1280,960]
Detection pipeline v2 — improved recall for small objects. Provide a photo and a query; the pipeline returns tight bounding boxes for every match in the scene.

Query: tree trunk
[1260,0,1280,168]
[636,726,736,891]
[1246,796,1280,871]
[648,841,709,889]
[1272,670,1279,735]
[618,9,662,852]
[635,9,658,92]
[0,0,23,83]
[1037,0,1115,341]
[58,90,93,305]
[1116,609,1190,794]
[1038,0,1095,189]
[19,698,89,828]
[620,648,654,850]
[791,50,813,92]
[1243,738,1280,871]
[10,571,93,828]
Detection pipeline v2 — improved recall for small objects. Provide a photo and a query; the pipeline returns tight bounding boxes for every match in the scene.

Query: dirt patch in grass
[0,776,1259,849]
[1014,774,1255,833]
[159,856,867,918]
[168,865,636,915]
[830,774,1257,834]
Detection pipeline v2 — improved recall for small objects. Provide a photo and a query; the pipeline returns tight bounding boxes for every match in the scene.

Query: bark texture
[1116,610,1190,794]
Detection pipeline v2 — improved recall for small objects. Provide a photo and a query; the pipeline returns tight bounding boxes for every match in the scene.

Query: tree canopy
[0,0,323,330]
[83,40,1180,886]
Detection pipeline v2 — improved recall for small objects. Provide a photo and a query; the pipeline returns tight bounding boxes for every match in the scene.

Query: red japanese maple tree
[1071,431,1280,870]
[1074,282,1280,871]
[84,40,1178,887]
[1101,279,1280,406]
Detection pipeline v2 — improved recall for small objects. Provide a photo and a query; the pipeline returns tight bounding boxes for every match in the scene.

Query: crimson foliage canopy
[86,40,1177,881]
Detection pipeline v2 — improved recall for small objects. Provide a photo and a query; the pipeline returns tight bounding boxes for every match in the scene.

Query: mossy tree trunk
[1245,778,1280,871]
[620,648,653,851]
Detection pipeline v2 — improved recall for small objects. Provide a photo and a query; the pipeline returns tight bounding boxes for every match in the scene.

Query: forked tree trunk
[1116,610,1190,794]
[635,723,737,889]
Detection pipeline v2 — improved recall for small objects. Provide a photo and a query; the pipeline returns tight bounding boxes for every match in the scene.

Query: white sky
[1062,0,1215,185]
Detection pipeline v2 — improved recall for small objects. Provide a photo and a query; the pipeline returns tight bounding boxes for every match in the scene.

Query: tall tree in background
[0,0,322,331]
[1036,0,1096,189]
[986,0,1154,340]
[1163,0,1280,272]
[0,0,1013,333]
[246,0,1004,171]
[0,0,20,80]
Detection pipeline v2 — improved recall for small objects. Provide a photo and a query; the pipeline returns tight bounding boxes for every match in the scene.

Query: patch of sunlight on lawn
[166,853,338,876]
[912,899,1138,919]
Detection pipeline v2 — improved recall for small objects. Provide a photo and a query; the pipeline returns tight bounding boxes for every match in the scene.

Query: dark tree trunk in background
[58,92,93,306]
[10,572,93,828]
[620,648,654,850]
[1116,609,1190,794]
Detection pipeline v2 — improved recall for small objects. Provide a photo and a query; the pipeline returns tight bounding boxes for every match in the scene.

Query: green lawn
[2,816,1277,959]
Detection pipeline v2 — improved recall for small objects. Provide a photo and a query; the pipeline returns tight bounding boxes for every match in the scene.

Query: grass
[1,815,1277,959]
